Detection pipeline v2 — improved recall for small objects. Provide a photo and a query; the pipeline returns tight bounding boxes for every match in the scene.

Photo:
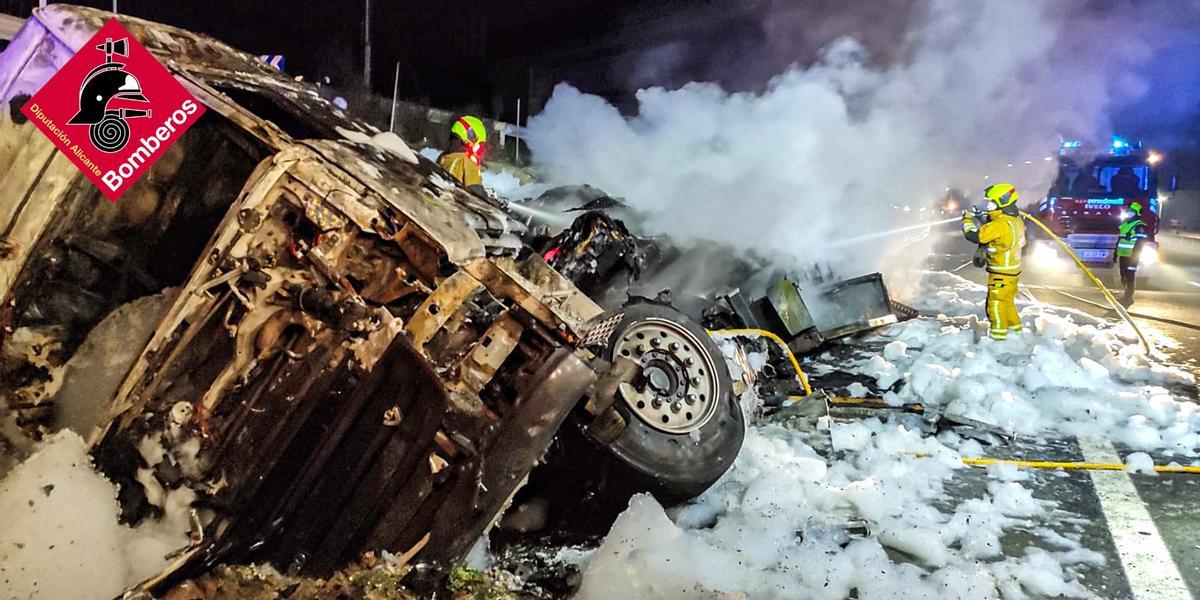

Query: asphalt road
[924,227,1200,598]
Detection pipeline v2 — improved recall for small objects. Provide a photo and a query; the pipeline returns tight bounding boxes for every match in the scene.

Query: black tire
[583,302,744,502]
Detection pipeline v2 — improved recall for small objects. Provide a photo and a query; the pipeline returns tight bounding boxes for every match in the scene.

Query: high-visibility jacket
[1116,217,1147,258]
[437,150,484,192]
[963,212,1026,275]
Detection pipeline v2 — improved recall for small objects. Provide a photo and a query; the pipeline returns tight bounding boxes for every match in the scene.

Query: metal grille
[580,312,622,348]
[889,300,919,321]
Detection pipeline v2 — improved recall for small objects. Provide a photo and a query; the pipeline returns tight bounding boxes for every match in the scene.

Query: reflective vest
[1116,218,1146,258]
[972,213,1026,275]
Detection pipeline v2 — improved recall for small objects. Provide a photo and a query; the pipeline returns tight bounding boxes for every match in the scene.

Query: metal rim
[613,317,721,434]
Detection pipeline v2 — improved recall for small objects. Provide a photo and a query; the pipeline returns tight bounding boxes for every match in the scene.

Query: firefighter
[437,115,488,197]
[1115,201,1149,307]
[961,183,1027,340]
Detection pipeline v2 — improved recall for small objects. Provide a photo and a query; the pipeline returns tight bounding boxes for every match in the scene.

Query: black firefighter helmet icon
[67,37,150,153]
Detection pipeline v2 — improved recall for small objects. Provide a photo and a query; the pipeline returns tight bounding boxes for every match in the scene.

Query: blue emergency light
[1109,136,1141,156]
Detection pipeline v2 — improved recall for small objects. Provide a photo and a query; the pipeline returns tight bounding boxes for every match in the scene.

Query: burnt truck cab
[1030,139,1163,268]
[0,5,744,591]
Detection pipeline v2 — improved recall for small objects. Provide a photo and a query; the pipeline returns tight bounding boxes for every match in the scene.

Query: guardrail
[341,95,530,166]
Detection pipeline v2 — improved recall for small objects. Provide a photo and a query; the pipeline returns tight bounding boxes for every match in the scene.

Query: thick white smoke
[523,0,1174,273]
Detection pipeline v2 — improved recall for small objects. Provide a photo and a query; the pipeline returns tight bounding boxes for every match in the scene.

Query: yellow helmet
[984,183,1019,209]
[451,115,487,144]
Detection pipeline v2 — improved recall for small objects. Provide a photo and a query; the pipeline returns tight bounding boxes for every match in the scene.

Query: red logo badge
[22,18,205,201]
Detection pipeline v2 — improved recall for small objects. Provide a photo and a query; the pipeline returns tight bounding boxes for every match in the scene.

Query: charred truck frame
[0,6,747,591]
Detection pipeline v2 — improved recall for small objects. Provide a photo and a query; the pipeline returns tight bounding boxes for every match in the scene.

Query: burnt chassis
[0,5,708,591]
[92,150,622,586]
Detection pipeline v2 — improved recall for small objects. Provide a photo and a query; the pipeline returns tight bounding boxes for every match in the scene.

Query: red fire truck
[1029,138,1164,268]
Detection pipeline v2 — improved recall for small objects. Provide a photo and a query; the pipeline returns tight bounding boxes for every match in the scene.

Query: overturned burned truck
[0,6,908,593]
[0,6,745,591]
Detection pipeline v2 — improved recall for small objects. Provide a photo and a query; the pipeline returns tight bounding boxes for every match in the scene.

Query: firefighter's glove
[961,211,978,233]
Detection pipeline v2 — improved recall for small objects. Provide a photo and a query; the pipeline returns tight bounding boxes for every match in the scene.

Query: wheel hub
[645,363,674,394]
[613,317,720,434]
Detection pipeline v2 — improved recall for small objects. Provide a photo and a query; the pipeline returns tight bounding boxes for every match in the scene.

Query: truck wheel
[585,303,744,502]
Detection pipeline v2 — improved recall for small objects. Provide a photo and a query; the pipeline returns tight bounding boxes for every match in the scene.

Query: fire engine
[1029,138,1165,268]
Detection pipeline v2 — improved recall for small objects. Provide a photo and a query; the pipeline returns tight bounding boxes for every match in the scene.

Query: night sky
[21,0,1200,151]
[39,0,917,115]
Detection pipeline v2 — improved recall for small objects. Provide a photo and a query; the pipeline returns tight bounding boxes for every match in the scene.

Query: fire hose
[1020,211,1152,354]
[709,328,813,397]
[960,456,1200,474]
[906,453,1200,474]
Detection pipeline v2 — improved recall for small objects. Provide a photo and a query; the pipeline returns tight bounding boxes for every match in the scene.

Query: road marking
[1077,437,1191,599]
[1189,281,1200,289]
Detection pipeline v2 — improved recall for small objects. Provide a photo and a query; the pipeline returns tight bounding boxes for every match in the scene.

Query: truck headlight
[1141,245,1159,266]
[1032,243,1058,262]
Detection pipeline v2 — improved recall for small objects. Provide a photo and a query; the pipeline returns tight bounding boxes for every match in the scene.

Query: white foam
[0,431,192,599]
[579,270,1195,598]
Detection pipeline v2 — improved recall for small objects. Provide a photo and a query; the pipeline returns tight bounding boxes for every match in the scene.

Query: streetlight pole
[515,98,521,163]
[363,0,372,90]
[389,62,400,133]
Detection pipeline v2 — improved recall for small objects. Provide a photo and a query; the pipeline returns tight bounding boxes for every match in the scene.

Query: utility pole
[363,0,372,90]
[112,0,118,13]
[389,62,400,133]
[515,98,521,163]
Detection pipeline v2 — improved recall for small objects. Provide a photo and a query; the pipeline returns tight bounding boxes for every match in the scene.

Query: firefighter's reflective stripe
[1116,219,1146,258]
[978,215,1025,275]
[986,272,1021,340]
[1115,239,1138,256]
[989,295,1007,339]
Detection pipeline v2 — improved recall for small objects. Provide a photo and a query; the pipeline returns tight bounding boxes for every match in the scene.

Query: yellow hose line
[906,453,1200,474]
[709,328,813,396]
[1020,211,1152,354]
[961,456,1200,474]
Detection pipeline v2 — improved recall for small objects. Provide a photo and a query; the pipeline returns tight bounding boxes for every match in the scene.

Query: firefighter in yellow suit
[961,183,1027,340]
[437,115,488,197]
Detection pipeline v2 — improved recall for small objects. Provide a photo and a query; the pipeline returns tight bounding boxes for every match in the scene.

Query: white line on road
[1077,437,1191,599]
[1189,281,1200,289]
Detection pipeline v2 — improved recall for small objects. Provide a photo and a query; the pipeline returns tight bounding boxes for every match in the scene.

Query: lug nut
[635,344,645,355]
[650,337,661,347]
[652,398,663,409]
[686,394,697,404]
[671,402,682,413]
[670,342,680,351]
[691,376,701,386]
[685,357,695,366]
